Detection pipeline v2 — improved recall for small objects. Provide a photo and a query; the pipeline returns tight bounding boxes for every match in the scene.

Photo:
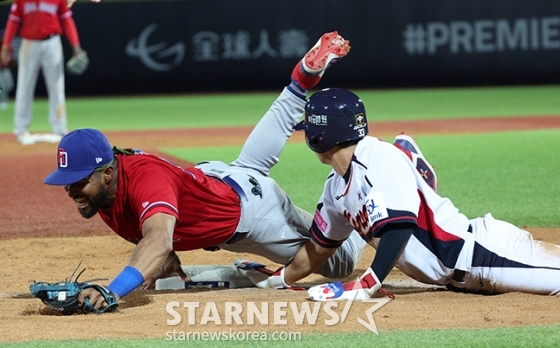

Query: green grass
[362,85,560,120]
[415,130,560,227]
[0,93,281,133]
[4,324,560,347]
[1,85,559,134]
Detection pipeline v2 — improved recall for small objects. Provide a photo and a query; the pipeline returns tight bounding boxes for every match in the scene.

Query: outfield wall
[1,0,559,95]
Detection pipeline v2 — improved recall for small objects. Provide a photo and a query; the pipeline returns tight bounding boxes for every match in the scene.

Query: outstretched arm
[307,224,414,301]
[79,212,177,309]
[284,239,336,285]
[141,250,189,290]
[125,212,176,279]
[236,238,336,289]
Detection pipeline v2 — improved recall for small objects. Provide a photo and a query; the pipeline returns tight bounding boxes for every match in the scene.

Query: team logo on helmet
[355,113,366,127]
[354,113,367,138]
[57,148,68,168]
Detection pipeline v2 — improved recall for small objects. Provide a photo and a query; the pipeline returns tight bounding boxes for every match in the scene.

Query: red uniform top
[98,152,242,251]
[3,0,79,46]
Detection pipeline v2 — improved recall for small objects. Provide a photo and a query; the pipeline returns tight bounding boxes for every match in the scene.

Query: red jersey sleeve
[2,19,19,47]
[60,16,79,46]
[58,0,79,46]
[3,0,22,47]
[126,165,180,228]
[8,0,23,21]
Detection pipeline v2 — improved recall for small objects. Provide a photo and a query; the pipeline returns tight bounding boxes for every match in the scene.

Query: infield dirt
[1,116,559,342]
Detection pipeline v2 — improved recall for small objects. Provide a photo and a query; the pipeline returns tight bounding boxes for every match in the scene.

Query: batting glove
[233,259,290,289]
[308,267,381,301]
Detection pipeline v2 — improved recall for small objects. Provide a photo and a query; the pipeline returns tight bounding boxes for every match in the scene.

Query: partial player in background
[259,87,560,299]
[42,32,367,312]
[0,28,14,110]
[1,0,88,145]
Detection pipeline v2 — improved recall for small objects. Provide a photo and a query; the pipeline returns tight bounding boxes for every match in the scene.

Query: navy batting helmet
[293,88,368,153]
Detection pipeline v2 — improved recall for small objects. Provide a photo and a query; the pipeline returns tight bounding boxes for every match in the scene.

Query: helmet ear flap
[308,134,324,152]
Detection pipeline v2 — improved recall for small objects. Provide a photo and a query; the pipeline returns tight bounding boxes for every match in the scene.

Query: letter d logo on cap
[58,148,68,168]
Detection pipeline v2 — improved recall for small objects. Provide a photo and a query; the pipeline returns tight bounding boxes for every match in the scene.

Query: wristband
[107,266,144,298]
[277,267,290,288]
[256,267,290,289]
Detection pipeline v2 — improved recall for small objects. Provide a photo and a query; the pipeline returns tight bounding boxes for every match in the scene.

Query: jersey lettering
[24,2,57,15]
[343,191,388,235]
[344,206,369,234]
[366,192,388,225]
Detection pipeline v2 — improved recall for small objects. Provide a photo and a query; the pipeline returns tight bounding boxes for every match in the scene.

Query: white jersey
[310,136,560,294]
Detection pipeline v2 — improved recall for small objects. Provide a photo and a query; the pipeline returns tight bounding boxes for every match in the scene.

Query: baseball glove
[66,52,89,75]
[29,261,118,315]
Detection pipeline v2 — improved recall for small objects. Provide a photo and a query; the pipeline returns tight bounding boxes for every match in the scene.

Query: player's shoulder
[355,136,383,150]
[353,136,392,160]
[118,151,168,171]
[357,135,396,148]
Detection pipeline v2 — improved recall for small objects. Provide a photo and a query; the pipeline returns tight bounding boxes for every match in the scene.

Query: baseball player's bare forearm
[84,213,177,309]
[141,249,188,290]
[284,239,336,285]
[127,212,177,281]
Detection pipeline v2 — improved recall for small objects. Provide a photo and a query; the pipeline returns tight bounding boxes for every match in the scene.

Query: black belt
[38,34,58,41]
[451,224,473,282]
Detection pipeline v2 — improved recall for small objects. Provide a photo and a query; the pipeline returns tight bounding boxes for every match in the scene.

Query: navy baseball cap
[44,128,114,186]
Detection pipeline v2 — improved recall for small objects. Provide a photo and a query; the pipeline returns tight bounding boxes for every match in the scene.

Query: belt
[451,224,473,282]
[38,34,58,41]
[203,175,248,252]
[222,175,248,201]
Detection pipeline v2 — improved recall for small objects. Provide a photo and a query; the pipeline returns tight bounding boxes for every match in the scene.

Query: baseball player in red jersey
[1,0,87,145]
[253,87,560,299]
[43,32,368,310]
